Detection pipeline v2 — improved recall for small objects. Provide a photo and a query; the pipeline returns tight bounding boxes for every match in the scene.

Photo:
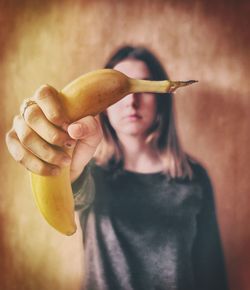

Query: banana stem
[129,79,198,94]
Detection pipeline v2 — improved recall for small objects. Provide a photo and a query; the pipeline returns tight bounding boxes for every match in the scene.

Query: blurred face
[106,59,157,138]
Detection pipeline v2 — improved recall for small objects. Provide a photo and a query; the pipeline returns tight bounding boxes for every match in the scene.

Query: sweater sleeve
[191,165,229,290]
[71,161,95,212]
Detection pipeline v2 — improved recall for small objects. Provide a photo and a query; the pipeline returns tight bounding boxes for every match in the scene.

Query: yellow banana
[30,69,197,235]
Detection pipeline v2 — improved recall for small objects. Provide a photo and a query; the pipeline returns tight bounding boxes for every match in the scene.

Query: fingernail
[51,167,60,175]
[71,123,84,137]
[64,139,76,148]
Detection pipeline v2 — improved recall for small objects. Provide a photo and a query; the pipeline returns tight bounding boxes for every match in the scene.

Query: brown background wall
[1,0,249,289]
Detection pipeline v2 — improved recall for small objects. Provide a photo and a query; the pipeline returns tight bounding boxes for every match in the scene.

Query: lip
[123,113,142,121]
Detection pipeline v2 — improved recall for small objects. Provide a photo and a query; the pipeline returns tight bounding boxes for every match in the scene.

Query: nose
[124,93,139,109]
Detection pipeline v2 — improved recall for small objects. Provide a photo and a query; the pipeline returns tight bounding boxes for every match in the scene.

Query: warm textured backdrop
[1,0,249,289]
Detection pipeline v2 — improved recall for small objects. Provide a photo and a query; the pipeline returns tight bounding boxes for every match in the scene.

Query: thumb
[68,115,101,139]
[68,115,103,149]
[67,116,103,181]
[67,121,87,140]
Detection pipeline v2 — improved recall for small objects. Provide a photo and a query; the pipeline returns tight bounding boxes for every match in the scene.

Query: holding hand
[5,85,103,182]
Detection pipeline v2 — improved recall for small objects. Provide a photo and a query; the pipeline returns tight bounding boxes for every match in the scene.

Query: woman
[6,46,228,290]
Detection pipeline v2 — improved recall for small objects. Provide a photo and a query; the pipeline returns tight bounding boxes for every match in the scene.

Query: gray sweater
[72,160,228,290]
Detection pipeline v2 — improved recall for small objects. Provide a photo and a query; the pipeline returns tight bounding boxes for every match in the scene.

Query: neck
[118,134,163,173]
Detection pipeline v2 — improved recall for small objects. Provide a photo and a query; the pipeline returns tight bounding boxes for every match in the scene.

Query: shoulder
[186,155,210,180]
[186,155,215,205]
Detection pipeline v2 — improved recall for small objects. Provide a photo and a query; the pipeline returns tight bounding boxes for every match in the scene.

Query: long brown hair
[94,46,192,179]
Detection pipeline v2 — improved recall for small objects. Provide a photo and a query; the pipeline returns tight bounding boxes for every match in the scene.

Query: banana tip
[186,80,198,85]
[169,80,198,93]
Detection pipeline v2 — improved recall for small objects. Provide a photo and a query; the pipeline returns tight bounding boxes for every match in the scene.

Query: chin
[115,122,152,137]
[120,127,146,136]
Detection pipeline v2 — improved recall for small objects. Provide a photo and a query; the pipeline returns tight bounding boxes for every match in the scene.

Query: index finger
[32,84,70,130]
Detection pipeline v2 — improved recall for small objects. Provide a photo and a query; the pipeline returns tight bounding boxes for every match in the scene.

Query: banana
[30,69,197,235]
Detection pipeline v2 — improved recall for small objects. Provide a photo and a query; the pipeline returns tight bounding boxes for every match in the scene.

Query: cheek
[106,104,122,127]
[106,98,124,115]
[143,97,157,115]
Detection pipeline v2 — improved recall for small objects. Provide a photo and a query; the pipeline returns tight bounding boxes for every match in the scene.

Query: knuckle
[46,155,57,165]
[20,130,33,147]
[13,115,21,127]
[35,84,56,101]
[44,150,59,165]
[5,130,25,162]
[18,150,26,165]
[5,130,13,145]
[28,158,49,176]
[33,85,64,126]
[13,115,24,133]
[47,112,62,125]
[41,141,51,152]
[49,131,63,145]
[16,150,25,163]
[24,105,40,123]
[41,140,65,165]
[13,147,25,163]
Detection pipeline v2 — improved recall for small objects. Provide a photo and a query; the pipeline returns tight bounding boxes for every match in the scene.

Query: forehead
[114,59,150,79]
